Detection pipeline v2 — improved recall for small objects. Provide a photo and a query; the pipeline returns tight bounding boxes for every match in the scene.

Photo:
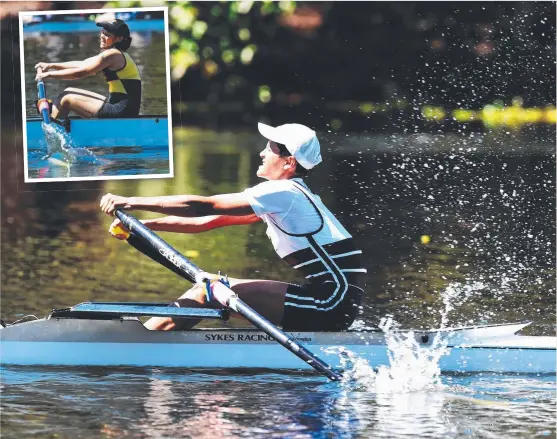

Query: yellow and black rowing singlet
[98,51,141,118]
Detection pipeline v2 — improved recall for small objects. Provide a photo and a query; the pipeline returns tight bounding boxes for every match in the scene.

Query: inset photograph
[20,7,173,182]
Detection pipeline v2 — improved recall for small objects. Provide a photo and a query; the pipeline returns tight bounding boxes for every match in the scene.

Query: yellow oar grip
[109,223,131,240]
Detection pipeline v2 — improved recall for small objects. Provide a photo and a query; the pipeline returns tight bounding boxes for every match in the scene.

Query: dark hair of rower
[114,37,132,51]
[275,142,309,177]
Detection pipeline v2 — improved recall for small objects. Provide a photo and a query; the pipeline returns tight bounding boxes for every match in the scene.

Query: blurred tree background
[2,1,556,131]
[146,1,555,131]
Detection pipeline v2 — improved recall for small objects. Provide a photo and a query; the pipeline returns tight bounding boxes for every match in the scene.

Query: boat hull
[1,319,555,374]
[25,117,169,148]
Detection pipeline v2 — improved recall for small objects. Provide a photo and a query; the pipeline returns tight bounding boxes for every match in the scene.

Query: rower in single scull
[34,18,141,120]
[100,123,367,331]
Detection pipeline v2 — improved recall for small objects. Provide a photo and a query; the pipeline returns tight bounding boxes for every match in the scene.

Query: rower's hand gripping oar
[36,67,51,124]
[114,209,342,381]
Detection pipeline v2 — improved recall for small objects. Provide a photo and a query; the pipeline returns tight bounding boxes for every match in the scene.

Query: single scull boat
[0,303,554,374]
[2,212,554,376]
[26,116,170,148]
[28,69,169,149]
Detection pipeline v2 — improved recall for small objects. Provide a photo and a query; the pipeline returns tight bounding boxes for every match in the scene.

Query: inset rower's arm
[43,54,113,80]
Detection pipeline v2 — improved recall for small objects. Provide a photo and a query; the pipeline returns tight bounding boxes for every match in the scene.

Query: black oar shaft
[115,210,342,381]
[117,210,200,283]
[126,232,189,279]
[231,295,341,380]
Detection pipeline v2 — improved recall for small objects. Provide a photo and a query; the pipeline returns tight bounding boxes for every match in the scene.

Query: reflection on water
[1,367,555,439]
[2,129,555,332]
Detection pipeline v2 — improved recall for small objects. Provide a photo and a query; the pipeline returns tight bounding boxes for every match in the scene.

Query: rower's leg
[52,87,106,119]
[226,279,288,325]
[144,283,210,331]
[144,279,289,331]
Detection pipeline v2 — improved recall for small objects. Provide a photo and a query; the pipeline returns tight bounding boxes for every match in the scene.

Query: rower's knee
[176,284,209,306]
[58,87,81,103]
[144,317,175,331]
[55,93,71,109]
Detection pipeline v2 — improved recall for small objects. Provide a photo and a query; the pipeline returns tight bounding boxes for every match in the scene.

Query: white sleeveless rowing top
[243,178,351,257]
[243,178,366,289]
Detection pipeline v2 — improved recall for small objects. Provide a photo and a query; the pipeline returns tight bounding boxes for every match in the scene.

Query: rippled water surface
[1,367,555,439]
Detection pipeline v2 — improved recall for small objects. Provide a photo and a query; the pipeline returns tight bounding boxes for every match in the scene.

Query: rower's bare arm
[100,192,256,217]
[41,54,112,80]
[36,61,84,71]
[143,214,261,233]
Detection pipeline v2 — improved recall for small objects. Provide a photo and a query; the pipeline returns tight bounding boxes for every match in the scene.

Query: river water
[1,129,555,438]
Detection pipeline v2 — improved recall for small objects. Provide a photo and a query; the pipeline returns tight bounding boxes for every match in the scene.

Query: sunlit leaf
[278,1,296,14]
[240,44,257,64]
[179,38,199,53]
[171,48,199,80]
[258,85,271,103]
[169,30,180,46]
[238,28,251,41]
[170,4,197,31]
[192,20,208,39]
[260,1,278,15]
[222,49,236,65]
[237,0,254,14]
[203,60,220,77]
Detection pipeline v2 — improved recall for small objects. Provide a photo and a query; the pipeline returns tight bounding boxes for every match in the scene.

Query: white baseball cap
[258,122,322,170]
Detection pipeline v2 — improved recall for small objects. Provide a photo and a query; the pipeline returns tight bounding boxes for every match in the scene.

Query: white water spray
[337,281,482,393]
[42,123,100,167]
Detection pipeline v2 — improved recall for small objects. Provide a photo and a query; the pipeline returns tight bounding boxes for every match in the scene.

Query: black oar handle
[114,209,342,381]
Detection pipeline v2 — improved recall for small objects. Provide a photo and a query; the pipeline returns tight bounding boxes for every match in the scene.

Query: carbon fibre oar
[36,67,51,124]
[114,209,342,381]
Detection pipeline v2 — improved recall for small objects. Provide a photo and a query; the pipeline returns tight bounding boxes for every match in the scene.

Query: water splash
[42,122,100,167]
[439,280,490,326]
[337,320,448,393]
[334,281,487,393]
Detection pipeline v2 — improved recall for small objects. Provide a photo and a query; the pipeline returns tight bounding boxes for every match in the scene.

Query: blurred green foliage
[106,1,296,80]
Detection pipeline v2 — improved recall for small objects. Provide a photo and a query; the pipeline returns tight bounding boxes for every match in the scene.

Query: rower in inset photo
[19,7,173,182]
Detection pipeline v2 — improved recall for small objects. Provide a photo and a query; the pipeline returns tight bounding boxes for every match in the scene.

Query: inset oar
[36,67,51,124]
[114,209,342,381]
